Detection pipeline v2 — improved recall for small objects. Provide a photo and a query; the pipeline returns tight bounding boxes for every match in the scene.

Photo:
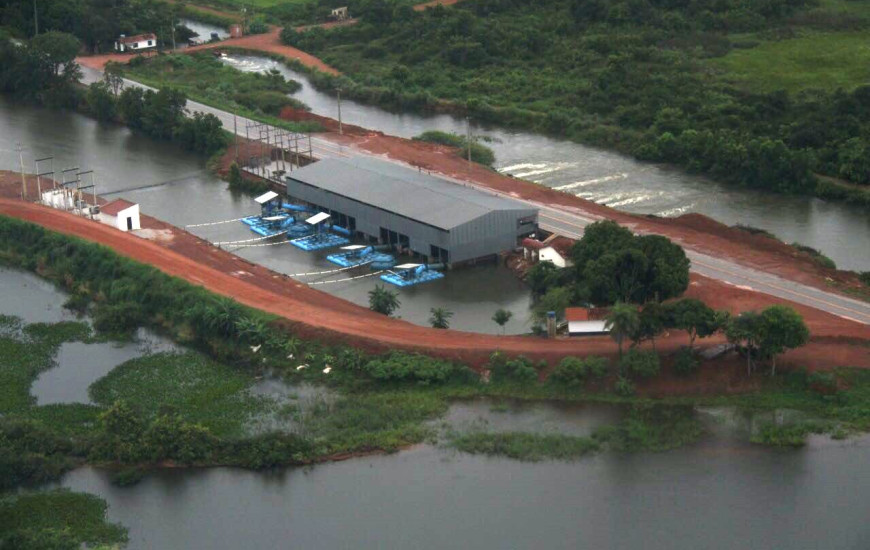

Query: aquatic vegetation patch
[89,352,275,439]
[0,490,127,548]
[448,431,601,462]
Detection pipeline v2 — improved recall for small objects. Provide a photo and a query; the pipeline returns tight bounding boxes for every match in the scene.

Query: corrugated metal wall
[287,178,537,263]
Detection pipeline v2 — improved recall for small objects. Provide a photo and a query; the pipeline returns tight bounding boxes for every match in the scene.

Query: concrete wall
[539,247,568,268]
[98,204,140,232]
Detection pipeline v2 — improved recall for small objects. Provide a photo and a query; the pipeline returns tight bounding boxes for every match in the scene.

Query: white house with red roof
[98,199,140,232]
[115,33,157,53]
[565,307,609,336]
[522,234,574,268]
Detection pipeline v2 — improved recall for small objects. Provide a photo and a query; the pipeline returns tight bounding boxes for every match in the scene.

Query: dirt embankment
[297,122,867,299]
[1,173,868,399]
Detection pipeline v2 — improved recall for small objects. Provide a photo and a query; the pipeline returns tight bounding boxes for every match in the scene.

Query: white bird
[287,353,294,359]
[296,364,308,371]
[322,366,332,374]
[250,344,261,353]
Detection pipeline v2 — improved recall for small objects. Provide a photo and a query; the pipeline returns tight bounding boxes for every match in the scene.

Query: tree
[141,88,187,140]
[86,81,116,121]
[665,298,726,349]
[584,248,648,304]
[532,285,573,324]
[636,234,690,302]
[634,302,666,350]
[570,220,635,276]
[117,87,145,128]
[369,284,400,316]
[103,62,124,95]
[605,302,639,360]
[30,31,80,79]
[525,260,561,295]
[757,305,810,376]
[492,308,513,335]
[429,307,453,329]
[725,311,763,376]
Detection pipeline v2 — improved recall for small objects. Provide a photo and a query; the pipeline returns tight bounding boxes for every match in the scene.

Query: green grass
[88,352,275,438]
[0,490,127,548]
[296,390,447,454]
[715,31,870,92]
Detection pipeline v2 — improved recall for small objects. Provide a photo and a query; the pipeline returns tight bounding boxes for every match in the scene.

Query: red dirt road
[78,27,340,75]
[1,193,867,380]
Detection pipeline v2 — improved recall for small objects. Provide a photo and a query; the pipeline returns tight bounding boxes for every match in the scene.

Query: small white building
[566,307,609,336]
[330,7,350,20]
[522,235,573,268]
[115,33,157,53]
[99,199,140,232]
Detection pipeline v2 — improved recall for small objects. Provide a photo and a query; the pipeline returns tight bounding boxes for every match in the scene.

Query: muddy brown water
[5,267,870,549]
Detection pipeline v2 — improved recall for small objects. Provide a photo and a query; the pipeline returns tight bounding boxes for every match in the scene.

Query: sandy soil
[1,174,867,390]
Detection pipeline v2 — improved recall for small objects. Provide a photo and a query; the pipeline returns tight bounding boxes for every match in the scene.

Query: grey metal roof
[286,157,534,230]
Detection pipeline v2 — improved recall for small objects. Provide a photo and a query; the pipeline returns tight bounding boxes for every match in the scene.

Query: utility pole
[16,143,26,200]
[466,117,472,163]
[337,88,343,135]
[233,113,239,161]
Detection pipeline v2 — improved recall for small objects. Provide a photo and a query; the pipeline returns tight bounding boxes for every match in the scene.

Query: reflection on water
[220,54,870,271]
[61,432,870,550]
[0,267,75,324]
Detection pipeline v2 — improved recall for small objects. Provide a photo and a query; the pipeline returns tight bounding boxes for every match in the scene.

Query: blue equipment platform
[380,264,445,287]
[241,214,294,237]
[291,233,351,251]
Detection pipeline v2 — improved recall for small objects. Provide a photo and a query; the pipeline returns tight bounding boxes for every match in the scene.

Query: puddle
[31,328,179,405]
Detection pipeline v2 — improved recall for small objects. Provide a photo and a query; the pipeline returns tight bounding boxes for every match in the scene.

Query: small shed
[115,33,157,53]
[330,7,350,20]
[99,199,140,232]
[566,307,609,336]
[522,234,574,268]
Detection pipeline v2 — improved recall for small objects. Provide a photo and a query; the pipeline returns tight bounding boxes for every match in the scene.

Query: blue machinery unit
[290,211,351,251]
[241,213,295,237]
[326,245,396,269]
[380,263,445,287]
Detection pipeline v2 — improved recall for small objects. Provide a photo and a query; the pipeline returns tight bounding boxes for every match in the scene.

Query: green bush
[488,353,539,383]
[413,130,496,166]
[791,243,837,269]
[807,372,839,396]
[614,376,635,397]
[620,349,660,379]
[362,352,474,385]
[858,272,870,286]
[550,356,609,387]
[673,347,699,376]
[92,301,143,336]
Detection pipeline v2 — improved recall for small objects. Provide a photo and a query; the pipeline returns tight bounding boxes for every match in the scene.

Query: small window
[147,40,153,46]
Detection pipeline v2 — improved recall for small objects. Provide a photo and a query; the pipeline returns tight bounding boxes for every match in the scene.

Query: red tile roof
[565,307,609,322]
[101,199,137,216]
[543,235,575,258]
[522,238,545,250]
[119,33,157,45]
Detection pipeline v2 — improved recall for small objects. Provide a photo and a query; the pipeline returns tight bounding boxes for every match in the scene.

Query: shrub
[859,272,870,286]
[488,354,539,383]
[92,302,143,336]
[550,356,609,387]
[673,347,698,376]
[807,372,839,396]
[614,376,635,396]
[620,349,660,379]
[362,352,473,385]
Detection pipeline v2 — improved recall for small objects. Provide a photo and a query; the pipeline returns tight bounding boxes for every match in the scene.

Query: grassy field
[715,31,870,93]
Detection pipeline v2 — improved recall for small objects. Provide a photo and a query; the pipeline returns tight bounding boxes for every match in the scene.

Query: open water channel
[4,256,870,549]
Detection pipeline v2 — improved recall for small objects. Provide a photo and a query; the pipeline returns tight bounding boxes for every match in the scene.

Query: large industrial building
[284,157,538,265]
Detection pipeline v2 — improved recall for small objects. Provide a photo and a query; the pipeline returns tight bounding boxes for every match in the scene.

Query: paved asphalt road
[80,66,870,326]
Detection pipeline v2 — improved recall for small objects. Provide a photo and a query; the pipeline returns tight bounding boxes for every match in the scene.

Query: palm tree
[492,308,513,335]
[429,307,453,329]
[368,284,401,316]
[605,302,639,361]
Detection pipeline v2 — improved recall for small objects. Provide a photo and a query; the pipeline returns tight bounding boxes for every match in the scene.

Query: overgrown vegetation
[0,490,127,549]
[413,130,495,166]
[118,53,321,132]
[280,0,870,204]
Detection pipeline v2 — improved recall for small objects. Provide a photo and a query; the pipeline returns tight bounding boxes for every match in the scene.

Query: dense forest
[1,0,192,52]
[282,0,870,200]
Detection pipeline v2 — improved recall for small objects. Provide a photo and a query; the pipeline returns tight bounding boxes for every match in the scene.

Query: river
[4,266,870,549]
[219,54,870,272]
